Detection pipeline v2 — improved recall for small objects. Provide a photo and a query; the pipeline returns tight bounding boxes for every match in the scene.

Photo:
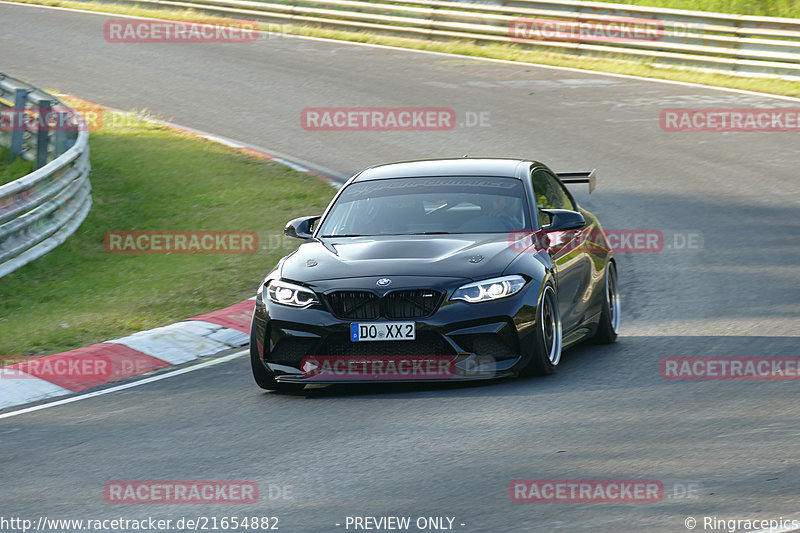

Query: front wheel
[520,283,562,376]
[250,320,305,392]
[592,261,620,344]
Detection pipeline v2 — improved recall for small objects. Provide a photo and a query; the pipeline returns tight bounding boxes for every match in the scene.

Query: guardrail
[0,73,92,278]
[116,0,800,80]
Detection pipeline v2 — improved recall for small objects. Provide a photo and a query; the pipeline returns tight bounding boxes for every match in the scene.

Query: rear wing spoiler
[557,169,597,193]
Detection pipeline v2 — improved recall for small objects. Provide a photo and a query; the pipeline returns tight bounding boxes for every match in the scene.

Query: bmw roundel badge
[376,278,392,286]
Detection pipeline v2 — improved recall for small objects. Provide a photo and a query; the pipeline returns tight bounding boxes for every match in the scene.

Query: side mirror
[284,216,321,240]
[540,209,585,231]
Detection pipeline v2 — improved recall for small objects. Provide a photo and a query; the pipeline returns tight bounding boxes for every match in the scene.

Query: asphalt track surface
[1,3,799,532]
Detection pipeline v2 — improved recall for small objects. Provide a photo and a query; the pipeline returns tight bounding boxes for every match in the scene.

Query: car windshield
[317,176,531,237]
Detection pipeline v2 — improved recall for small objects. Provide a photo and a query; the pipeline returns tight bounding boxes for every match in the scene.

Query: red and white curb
[0,299,254,411]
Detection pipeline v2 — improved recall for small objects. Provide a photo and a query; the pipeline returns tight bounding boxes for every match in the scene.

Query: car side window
[532,169,575,225]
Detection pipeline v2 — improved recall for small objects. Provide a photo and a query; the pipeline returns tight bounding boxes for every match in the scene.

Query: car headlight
[451,275,527,303]
[266,279,318,307]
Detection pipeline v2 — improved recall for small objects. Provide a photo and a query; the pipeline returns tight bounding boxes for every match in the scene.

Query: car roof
[352,158,541,182]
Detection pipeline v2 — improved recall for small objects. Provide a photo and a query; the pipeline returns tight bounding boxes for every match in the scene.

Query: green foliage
[590,0,800,18]
[0,147,34,186]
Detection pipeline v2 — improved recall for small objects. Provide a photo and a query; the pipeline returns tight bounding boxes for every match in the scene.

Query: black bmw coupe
[250,158,620,391]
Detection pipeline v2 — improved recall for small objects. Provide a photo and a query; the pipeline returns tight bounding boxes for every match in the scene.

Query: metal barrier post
[35,100,51,169]
[53,110,68,156]
[9,89,27,157]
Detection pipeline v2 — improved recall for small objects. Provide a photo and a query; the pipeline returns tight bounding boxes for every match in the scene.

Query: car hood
[280,234,523,282]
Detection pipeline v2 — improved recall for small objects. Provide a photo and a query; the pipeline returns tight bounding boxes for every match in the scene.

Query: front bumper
[252,277,539,383]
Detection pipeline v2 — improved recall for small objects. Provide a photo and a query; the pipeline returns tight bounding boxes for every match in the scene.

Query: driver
[484,195,520,230]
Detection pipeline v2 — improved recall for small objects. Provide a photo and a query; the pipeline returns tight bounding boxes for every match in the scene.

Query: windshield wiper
[409,232,451,235]
[320,234,369,237]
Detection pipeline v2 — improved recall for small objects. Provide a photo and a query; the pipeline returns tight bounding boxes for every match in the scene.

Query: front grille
[385,290,443,319]
[325,291,380,320]
[321,332,455,357]
[326,289,443,320]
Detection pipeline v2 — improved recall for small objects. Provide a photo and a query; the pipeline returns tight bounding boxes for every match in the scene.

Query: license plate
[350,322,415,341]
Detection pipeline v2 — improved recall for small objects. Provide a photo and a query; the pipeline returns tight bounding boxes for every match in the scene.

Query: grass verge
[0,147,34,187]
[6,0,800,99]
[591,0,800,19]
[0,101,336,356]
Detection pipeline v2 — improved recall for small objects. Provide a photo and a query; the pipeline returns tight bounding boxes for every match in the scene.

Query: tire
[250,320,305,392]
[592,261,620,344]
[520,283,562,376]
